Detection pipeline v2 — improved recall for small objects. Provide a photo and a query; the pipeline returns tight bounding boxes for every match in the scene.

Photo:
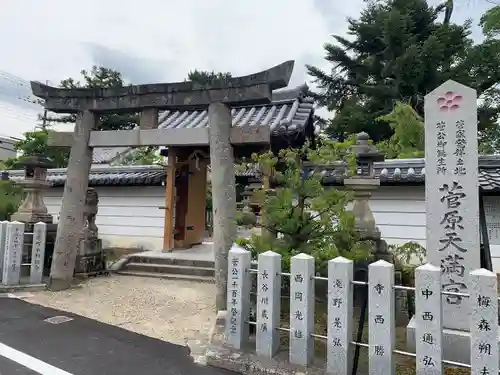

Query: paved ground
[0,297,238,375]
[20,275,217,351]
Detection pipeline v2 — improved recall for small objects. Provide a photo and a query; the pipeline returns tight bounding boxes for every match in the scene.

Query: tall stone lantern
[11,155,54,223]
[10,155,57,276]
[343,132,391,261]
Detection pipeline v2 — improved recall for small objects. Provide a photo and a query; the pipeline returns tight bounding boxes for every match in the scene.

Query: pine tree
[47,66,139,130]
[186,70,232,85]
[307,0,500,144]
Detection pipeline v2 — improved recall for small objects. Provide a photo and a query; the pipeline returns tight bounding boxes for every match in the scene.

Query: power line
[0,70,31,86]
[0,70,45,108]
[0,104,38,119]
[0,111,38,124]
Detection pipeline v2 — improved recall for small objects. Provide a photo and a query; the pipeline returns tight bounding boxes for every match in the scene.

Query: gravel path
[17,275,217,351]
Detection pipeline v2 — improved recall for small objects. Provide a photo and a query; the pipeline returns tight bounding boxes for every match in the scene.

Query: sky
[0,0,494,139]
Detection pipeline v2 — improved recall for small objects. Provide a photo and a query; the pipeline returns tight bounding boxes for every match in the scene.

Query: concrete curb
[0,283,46,293]
[204,311,325,375]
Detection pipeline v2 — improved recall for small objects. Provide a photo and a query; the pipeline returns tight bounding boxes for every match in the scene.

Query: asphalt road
[0,297,239,375]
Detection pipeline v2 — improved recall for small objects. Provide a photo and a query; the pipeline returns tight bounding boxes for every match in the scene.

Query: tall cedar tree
[307,0,500,145]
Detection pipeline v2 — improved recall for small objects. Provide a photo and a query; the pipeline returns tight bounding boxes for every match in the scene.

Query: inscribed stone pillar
[30,222,47,284]
[424,80,479,331]
[289,253,315,367]
[368,260,395,375]
[50,110,96,290]
[415,264,443,375]
[2,221,24,286]
[469,269,498,375]
[256,251,281,358]
[327,257,354,375]
[225,244,251,349]
[209,102,237,311]
[0,220,9,282]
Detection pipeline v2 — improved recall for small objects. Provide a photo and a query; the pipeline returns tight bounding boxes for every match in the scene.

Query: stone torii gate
[31,61,294,307]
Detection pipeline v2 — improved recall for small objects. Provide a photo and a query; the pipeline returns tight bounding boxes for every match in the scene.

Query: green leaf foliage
[4,129,69,169]
[46,66,139,131]
[236,140,372,275]
[186,70,232,85]
[0,180,23,221]
[308,0,500,147]
[115,147,162,166]
[481,6,500,38]
[375,102,425,159]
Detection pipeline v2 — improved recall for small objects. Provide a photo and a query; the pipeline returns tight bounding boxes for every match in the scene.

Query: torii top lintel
[31,61,295,114]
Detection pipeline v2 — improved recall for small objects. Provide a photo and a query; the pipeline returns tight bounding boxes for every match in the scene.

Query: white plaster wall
[43,186,165,251]
[369,186,500,272]
[41,184,500,271]
[369,186,426,247]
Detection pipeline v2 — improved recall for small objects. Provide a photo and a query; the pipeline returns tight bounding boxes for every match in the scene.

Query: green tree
[0,179,23,220]
[307,0,500,145]
[49,65,163,166]
[47,66,138,130]
[4,129,70,169]
[481,5,500,38]
[236,139,370,275]
[186,70,232,85]
[115,146,162,165]
[117,69,234,166]
[376,102,425,159]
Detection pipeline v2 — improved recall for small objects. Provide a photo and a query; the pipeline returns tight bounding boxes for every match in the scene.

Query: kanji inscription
[425,80,479,331]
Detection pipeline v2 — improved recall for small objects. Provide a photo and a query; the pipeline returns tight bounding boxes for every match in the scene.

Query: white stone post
[415,264,443,375]
[0,220,9,282]
[424,80,479,331]
[368,260,395,375]
[327,257,354,375]
[1,221,24,286]
[289,253,315,366]
[256,251,281,358]
[225,244,251,349]
[470,269,498,375]
[30,222,47,284]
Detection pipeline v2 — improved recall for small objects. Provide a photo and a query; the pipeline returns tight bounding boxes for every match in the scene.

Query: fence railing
[226,246,499,375]
[0,221,47,286]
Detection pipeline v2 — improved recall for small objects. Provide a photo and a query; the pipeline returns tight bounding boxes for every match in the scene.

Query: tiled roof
[92,147,131,164]
[9,156,500,190]
[91,84,315,164]
[6,165,258,187]
[7,165,167,187]
[158,84,314,133]
[301,156,500,191]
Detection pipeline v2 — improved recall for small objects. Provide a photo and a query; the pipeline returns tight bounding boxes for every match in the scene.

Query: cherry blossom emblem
[437,91,463,112]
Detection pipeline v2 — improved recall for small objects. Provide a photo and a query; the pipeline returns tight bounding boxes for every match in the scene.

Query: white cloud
[0,0,493,138]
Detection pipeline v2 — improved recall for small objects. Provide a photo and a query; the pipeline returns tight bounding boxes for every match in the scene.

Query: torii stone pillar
[209,102,237,310]
[31,61,295,302]
[52,111,96,290]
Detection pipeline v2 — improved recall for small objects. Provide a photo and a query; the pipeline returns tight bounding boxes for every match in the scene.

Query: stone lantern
[11,155,54,223]
[10,155,58,276]
[343,132,391,261]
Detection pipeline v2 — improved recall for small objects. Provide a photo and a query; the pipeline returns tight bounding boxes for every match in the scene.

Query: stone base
[204,311,327,375]
[407,316,500,365]
[0,283,46,293]
[74,239,106,275]
[11,212,54,223]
